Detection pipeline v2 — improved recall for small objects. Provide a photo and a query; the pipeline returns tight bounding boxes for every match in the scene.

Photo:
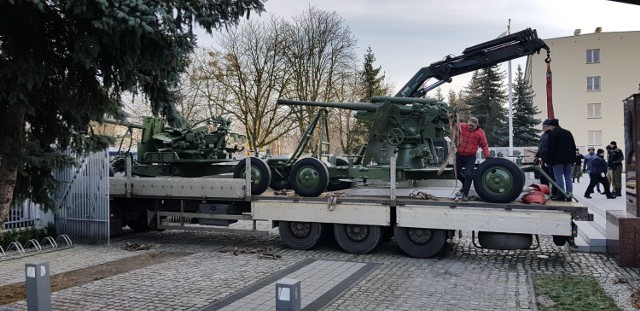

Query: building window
[587,103,601,118]
[586,49,600,64]
[587,76,601,91]
[588,130,602,146]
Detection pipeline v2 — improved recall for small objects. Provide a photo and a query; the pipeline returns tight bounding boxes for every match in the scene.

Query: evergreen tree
[0,0,265,237]
[462,65,508,146]
[360,47,387,102]
[345,47,389,154]
[512,65,541,146]
[433,88,445,102]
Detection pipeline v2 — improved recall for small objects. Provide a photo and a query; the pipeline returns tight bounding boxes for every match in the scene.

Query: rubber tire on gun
[233,157,271,195]
[473,158,525,203]
[289,157,330,197]
[327,158,354,191]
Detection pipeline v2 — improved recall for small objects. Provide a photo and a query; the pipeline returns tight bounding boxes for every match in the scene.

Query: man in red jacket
[456,116,491,201]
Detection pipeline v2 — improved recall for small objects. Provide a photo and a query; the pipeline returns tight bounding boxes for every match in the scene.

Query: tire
[270,172,291,190]
[127,210,150,232]
[478,231,532,250]
[278,221,324,250]
[473,158,525,203]
[333,224,383,254]
[393,227,446,258]
[289,158,329,197]
[327,158,354,191]
[233,157,272,195]
[553,235,569,246]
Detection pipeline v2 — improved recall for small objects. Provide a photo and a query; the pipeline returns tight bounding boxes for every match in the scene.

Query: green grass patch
[533,274,619,311]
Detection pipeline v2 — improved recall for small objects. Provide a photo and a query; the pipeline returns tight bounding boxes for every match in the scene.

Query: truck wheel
[127,213,150,232]
[393,227,446,258]
[552,235,569,246]
[327,158,354,191]
[478,231,532,250]
[333,224,382,254]
[278,221,324,250]
[233,157,272,195]
[289,158,329,197]
[473,158,524,203]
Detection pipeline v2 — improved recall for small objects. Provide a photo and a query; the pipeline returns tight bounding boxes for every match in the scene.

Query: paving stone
[0,229,638,310]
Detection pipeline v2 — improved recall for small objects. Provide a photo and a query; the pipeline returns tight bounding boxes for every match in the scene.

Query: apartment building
[526,28,640,156]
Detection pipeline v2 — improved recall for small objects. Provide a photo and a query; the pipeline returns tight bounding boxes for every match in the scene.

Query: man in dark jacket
[584,148,615,199]
[607,141,624,196]
[535,119,556,195]
[544,119,576,200]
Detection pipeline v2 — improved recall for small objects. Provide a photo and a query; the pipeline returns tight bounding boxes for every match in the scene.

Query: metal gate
[54,150,110,244]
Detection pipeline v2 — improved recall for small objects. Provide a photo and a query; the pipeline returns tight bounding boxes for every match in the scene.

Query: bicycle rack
[56,234,73,247]
[6,241,25,255]
[0,245,5,260]
[24,239,42,252]
[40,236,58,249]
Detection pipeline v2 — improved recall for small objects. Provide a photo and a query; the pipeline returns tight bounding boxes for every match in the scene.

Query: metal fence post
[25,262,51,311]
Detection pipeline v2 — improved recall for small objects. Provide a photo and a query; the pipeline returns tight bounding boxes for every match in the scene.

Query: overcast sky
[196,0,640,95]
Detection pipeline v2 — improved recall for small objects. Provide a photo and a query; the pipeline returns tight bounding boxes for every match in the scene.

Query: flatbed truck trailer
[109,161,593,258]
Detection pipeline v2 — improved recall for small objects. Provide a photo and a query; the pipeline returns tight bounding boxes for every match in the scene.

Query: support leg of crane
[333,224,383,254]
[393,227,446,258]
[278,221,324,250]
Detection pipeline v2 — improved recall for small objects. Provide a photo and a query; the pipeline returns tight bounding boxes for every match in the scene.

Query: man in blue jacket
[584,148,616,199]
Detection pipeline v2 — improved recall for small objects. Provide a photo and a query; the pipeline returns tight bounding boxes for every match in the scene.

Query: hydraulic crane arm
[396,28,549,98]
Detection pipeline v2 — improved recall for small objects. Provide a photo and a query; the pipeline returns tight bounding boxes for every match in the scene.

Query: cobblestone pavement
[1,224,639,311]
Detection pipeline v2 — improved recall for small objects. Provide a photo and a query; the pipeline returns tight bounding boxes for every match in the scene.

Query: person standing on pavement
[543,119,576,200]
[572,148,584,183]
[582,147,603,193]
[535,119,557,196]
[584,148,616,199]
[608,141,624,196]
[455,116,491,202]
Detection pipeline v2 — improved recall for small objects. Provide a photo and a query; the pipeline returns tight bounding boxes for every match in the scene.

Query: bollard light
[25,262,51,311]
[275,278,301,311]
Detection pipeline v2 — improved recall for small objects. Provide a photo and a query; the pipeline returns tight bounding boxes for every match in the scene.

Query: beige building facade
[526,28,640,156]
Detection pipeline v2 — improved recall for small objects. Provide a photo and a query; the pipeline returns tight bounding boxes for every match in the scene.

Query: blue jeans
[456,153,476,195]
[552,163,573,194]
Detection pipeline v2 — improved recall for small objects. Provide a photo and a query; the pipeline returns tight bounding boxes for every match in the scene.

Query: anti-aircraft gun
[106,115,250,178]
[267,28,550,203]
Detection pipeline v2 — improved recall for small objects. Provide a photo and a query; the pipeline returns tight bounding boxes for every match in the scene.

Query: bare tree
[214,17,295,151]
[279,7,358,153]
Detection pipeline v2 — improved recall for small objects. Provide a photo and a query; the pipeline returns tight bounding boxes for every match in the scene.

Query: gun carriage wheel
[473,158,525,203]
[269,168,291,191]
[327,158,354,191]
[233,157,272,195]
[289,158,330,197]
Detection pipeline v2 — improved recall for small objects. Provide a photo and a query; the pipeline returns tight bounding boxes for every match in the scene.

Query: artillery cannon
[106,116,272,195]
[266,28,550,203]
